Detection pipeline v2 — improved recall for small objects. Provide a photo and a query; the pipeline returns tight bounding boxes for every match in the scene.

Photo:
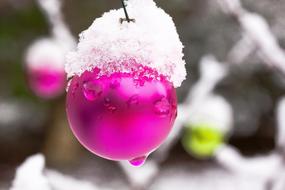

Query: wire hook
[120,0,135,23]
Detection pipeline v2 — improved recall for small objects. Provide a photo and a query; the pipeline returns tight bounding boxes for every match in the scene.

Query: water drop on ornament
[110,79,120,89]
[107,105,117,113]
[154,97,170,117]
[129,156,147,167]
[83,80,103,101]
[72,82,79,96]
[104,98,117,113]
[104,98,111,106]
[127,94,139,107]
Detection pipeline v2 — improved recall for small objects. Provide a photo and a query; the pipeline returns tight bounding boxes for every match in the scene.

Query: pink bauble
[28,66,66,99]
[66,66,177,166]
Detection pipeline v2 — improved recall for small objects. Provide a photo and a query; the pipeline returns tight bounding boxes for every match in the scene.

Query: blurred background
[1,0,285,189]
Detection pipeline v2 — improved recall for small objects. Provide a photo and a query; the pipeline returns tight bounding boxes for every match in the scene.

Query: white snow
[215,145,283,182]
[46,170,100,190]
[217,0,285,75]
[187,95,233,133]
[25,39,65,70]
[10,154,51,190]
[65,0,186,87]
[119,160,159,187]
[10,154,105,190]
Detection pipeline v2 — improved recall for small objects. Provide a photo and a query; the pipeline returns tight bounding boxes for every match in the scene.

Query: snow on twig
[214,2,285,188]
[36,0,75,50]
[217,0,285,75]
[185,55,228,106]
[10,154,51,190]
[215,145,282,179]
[10,154,107,190]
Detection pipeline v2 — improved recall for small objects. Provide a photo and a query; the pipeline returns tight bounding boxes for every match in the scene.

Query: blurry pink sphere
[66,66,177,165]
[28,66,66,99]
[25,39,67,99]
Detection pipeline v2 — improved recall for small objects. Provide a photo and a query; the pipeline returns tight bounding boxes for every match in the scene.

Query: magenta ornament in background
[66,66,177,166]
[27,66,66,99]
[25,39,68,99]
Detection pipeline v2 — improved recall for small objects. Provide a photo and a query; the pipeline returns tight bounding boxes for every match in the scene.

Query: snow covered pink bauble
[65,0,186,165]
[25,39,66,99]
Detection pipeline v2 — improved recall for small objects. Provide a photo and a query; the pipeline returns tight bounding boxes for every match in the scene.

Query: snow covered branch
[215,145,282,179]
[10,154,107,190]
[185,55,228,106]
[36,0,75,50]
[217,0,285,75]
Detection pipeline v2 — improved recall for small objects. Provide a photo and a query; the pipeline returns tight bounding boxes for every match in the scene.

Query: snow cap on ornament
[26,39,65,71]
[182,96,234,158]
[66,0,186,87]
[186,96,233,134]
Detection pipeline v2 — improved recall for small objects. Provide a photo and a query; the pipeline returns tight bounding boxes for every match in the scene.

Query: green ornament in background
[182,123,224,158]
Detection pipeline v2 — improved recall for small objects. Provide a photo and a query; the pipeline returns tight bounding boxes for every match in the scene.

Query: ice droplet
[129,156,147,167]
[71,82,79,96]
[107,105,117,113]
[110,79,120,89]
[83,80,103,101]
[154,97,170,117]
[127,95,139,107]
[104,98,117,113]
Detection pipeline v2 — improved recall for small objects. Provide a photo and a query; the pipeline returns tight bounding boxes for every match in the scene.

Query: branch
[36,0,75,51]
[185,55,228,106]
[218,0,285,75]
[10,154,106,190]
[215,145,282,179]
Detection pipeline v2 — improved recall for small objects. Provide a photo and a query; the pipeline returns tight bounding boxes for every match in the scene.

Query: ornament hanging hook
[120,0,135,23]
